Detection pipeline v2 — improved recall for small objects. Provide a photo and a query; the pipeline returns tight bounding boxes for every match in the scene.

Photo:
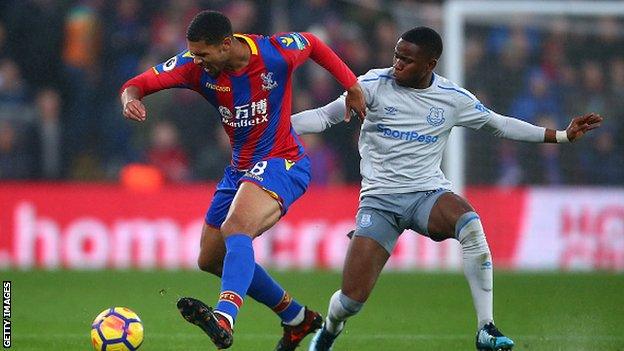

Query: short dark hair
[400,27,443,59]
[186,10,233,45]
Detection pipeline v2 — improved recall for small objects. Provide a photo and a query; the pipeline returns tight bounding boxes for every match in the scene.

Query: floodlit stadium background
[1,0,622,272]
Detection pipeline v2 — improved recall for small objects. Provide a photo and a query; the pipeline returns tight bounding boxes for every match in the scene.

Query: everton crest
[426,107,445,127]
[359,213,373,228]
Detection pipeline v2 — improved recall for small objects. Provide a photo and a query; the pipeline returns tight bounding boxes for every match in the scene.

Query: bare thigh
[427,192,475,241]
[220,181,282,238]
[197,182,283,275]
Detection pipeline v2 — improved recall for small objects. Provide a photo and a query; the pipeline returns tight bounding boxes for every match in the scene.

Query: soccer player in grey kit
[292,27,602,351]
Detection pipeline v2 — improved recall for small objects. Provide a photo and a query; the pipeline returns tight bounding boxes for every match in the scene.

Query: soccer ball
[91,307,144,351]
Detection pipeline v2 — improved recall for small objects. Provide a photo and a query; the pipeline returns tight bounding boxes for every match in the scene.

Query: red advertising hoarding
[1,184,622,271]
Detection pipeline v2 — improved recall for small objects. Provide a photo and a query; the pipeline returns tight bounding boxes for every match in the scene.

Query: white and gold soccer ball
[91,307,144,351]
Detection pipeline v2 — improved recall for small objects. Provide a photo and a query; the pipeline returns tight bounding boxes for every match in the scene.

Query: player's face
[392,39,437,88]
[187,38,231,75]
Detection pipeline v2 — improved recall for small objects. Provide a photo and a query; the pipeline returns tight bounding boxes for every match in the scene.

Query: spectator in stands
[540,18,570,82]
[150,0,200,56]
[589,17,623,63]
[2,1,65,88]
[300,134,343,185]
[0,59,34,134]
[579,61,609,111]
[510,68,562,125]
[463,35,487,92]
[0,120,32,179]
[102,0,150,93]
[609,58,624,153]
[610,58,624,101]
[580,129,623,184]
[223,0,262,34]
[0,21,7,60]
[195,128,232,181]
[372,18,399,67]
[483,39,529,113]
[27,88,63,179]
[287,0,339,33]
[0,59,29,105]
[308,66,343,106]
[62,0,103,166]
[146,120,190,183]
[555,63,582,118]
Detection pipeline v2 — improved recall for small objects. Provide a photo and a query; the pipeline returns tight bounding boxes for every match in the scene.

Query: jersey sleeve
[356,70,379,108]
[291,97,346,135]
[481,112,546,142]
[120,51,201,99]
[454,90,494,130]
[293,68,380,135]
[273,32,357,89]
[337,70,377,105]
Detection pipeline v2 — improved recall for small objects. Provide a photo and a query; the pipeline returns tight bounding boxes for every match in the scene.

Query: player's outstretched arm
[545,113,603,143]
[119,51,200,123]
[291,97,347,135]
[480,111,603,144]
[121,86,147,122]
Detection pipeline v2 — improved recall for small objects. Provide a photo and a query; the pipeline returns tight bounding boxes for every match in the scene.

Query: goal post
[442,0,624,194]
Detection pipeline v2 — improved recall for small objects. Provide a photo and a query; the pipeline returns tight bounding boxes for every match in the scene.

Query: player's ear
[428,57,438,71]
[221,36,233,52]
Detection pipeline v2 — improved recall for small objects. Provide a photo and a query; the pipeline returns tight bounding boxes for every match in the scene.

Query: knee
[221,213,254,237]
[197,255,223,276]
[455,212,489,254]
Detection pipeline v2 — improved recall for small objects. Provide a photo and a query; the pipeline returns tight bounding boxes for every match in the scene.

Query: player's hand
[566,113,602,142]
[123,99,147,122]
[345,83,366,122]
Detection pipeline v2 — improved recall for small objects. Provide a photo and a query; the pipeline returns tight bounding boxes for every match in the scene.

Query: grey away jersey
[356,68,491,196]
[291,67,545,197]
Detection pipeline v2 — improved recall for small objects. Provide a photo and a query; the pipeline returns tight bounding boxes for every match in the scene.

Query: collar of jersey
[234,34,258,55]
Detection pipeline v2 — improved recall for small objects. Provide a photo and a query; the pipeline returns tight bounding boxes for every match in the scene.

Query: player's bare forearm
[543,113,603,143]
[121,86,140,106]
[345,83,366,122]
[543,128,558,143]
[121,86,147,122]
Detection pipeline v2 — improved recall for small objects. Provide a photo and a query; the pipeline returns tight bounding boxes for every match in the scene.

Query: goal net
[442,1,624,192]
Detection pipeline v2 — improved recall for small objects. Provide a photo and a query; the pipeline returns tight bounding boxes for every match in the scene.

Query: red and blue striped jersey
[122,32,357,170]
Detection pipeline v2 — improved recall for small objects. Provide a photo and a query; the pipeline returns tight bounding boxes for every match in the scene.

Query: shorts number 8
[250,161,268,176]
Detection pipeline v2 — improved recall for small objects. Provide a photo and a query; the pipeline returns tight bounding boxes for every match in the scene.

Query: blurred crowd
[464,17,624,185]
[0,0,621,185]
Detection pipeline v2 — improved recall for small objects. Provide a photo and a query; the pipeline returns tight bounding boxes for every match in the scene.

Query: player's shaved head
[400,27,443,59]
[187,10,233,45]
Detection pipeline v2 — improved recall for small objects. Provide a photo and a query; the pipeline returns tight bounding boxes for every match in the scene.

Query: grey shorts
[353,188,450,253]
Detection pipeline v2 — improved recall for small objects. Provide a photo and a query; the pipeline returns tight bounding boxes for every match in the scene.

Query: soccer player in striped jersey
[120,10,366,350]
[292,27,602,351]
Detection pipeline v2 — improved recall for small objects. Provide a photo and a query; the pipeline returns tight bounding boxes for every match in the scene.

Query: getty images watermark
[3,281,10,348]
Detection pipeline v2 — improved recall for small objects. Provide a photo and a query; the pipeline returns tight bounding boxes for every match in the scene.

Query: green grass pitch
[3,270,624,350]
